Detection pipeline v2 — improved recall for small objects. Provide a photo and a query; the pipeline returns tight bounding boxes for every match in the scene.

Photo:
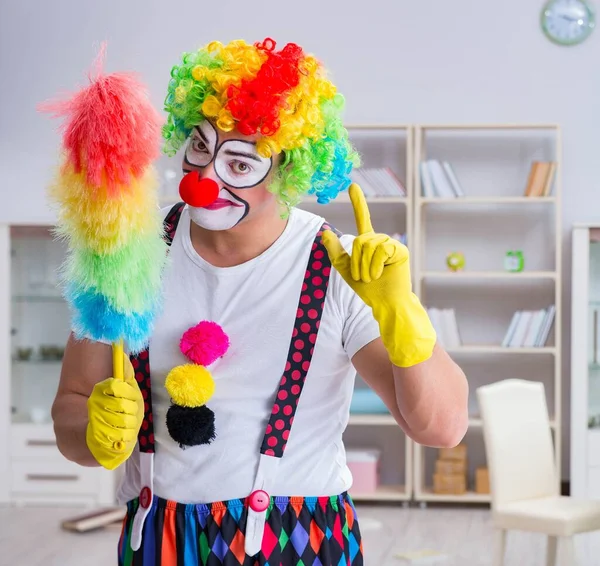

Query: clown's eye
[230,161,252,175]
[191,138,209,153]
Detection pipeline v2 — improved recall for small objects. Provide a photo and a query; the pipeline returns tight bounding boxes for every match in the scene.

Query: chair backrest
[476,379,558,509]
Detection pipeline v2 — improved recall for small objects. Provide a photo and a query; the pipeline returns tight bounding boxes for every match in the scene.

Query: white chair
[477,379,600,566]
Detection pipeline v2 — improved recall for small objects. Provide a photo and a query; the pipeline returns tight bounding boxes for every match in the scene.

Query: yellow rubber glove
[86,353,144,470]
[322,183,436,367]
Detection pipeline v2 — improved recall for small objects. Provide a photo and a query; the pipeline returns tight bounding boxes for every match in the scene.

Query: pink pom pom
[180,321,230,366]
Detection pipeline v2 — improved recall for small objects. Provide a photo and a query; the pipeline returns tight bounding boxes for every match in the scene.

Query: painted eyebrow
[193,126,209,145]
[222,148,263,163]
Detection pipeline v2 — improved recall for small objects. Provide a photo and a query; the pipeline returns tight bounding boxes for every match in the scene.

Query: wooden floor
[0,503,598,565]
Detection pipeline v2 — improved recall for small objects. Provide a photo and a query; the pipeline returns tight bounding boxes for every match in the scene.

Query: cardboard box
[438,444,467,462]
[433,473,466,495]
[435,458,467,475]
[475,467,490,494]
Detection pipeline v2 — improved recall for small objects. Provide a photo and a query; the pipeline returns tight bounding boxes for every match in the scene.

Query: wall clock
[541,0,595,45]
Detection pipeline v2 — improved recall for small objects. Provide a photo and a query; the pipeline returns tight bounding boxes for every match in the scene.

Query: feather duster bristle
[41,45,167,352]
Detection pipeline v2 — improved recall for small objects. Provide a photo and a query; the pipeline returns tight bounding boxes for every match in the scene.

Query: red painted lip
[204,198,243,210]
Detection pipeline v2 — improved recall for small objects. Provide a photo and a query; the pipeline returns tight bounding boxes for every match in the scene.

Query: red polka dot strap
[131,201,186,454]
[260,222,339,458]
[163,202,186,244]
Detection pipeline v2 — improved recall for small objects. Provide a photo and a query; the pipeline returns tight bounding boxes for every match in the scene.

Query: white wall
[2,0,600,477]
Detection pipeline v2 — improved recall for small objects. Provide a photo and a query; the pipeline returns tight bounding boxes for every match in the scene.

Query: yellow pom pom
[165,364,215,407]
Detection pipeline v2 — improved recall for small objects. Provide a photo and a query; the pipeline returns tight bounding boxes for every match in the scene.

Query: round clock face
[541,0,595,45]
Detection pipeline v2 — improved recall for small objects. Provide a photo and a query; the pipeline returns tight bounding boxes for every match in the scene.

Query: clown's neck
[189,212,288,268]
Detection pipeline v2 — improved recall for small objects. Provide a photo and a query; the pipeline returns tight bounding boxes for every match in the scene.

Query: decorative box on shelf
[350,387,389,415]
[475,467,490,494]
[433,444,467,495]
[347,448,381,494]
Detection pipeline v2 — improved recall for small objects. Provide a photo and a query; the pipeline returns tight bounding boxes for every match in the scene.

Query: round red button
[248,490,270,512]
[140,486,152,509]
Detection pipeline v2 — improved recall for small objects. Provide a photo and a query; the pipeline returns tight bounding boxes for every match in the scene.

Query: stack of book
[502,306,555,347]
[350,167,406,197]
[427,307,461,349]
[420,159,465,198]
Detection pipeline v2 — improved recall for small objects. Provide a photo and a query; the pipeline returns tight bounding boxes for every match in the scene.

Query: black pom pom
[166,404,216,449]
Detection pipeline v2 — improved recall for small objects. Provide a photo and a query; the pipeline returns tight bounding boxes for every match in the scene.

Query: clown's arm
[322,184,469,449]
[351,339,468,448]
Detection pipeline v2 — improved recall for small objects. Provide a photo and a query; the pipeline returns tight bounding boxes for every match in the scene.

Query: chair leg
[546,536,557,566]
[494,529,507,566]
[559,536,576,566]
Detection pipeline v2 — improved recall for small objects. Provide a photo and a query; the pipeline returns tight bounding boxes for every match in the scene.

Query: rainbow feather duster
[41,47,167,366]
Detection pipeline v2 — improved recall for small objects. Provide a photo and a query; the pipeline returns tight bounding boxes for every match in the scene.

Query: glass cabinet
[572,225,598,490]
[10,226,70,424]
[571,224,600,558]
[587,236,600,429]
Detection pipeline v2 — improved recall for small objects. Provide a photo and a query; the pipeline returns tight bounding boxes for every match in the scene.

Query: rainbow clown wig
[162,37,360,209]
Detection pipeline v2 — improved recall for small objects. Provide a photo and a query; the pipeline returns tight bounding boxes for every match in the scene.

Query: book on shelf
[523,161,556,197]
[420,159,465,198]
[350,167,406,197]
[427,307,461,348]
[502,305,555,347]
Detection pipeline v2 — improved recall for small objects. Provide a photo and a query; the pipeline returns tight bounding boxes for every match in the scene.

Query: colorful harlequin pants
[118,493,363,566]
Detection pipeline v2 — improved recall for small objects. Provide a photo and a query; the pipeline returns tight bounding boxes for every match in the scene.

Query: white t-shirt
[116,205,380,504]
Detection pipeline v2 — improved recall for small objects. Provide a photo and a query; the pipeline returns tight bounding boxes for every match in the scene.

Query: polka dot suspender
[131,204,338,458]
[260,222,335,458]
[131,202,185,454]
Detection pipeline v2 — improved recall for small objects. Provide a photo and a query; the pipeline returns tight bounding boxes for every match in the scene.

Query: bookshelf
[413,124,562,505]
[300,124,413,503]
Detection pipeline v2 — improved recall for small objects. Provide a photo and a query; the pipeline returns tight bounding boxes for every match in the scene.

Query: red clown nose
[179,172,219,208]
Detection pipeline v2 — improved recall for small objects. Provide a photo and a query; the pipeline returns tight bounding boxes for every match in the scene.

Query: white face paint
[188,187,248,231]
[183,121,273,231]
[214,140,272,189]
[185,121,218,168]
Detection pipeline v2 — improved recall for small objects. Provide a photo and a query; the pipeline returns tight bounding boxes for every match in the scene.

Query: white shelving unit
[301,124,414,503]
[0,224,116,506]
[413,124,562,505]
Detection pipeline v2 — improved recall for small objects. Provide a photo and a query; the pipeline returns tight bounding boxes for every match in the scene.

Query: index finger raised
[349,183,374,235]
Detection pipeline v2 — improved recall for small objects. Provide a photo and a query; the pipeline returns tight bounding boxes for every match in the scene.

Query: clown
[52,38,468,566]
